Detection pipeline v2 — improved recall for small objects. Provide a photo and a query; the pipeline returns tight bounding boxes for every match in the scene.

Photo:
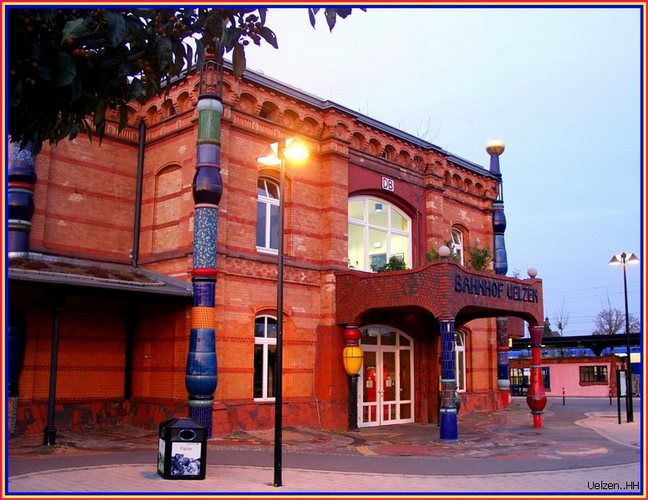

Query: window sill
[256,247,278,256]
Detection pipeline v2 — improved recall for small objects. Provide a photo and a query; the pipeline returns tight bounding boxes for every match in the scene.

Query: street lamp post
[257,137,309,487]
[609,251,639,423]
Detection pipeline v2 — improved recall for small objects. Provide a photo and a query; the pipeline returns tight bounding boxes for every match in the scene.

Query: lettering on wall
[381,176,395,192]
[454,274,539,303]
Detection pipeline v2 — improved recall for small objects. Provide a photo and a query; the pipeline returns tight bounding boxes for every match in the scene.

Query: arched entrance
[358,325,414,427]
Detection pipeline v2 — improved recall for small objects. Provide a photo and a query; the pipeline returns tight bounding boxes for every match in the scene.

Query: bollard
[562,387,565,406]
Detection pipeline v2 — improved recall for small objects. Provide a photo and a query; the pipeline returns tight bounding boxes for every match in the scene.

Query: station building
[7,61,545,440]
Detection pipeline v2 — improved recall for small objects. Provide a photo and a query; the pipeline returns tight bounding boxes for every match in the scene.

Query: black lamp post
[257,137,309,487]
[609,251,639,423]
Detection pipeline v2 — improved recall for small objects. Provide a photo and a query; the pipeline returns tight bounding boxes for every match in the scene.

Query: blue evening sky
[243,6,643,337]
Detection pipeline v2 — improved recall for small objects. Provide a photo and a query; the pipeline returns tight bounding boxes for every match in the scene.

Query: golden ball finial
[485,137,505,156]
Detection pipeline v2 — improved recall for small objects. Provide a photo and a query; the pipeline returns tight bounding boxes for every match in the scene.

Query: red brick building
[7,63,544,438]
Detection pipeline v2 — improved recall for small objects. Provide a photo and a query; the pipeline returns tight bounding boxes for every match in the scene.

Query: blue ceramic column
[439,319,458,441]
[487,139,511,408]
[8,141,37,255]
[186,53,223,437]
[486,138,508,276]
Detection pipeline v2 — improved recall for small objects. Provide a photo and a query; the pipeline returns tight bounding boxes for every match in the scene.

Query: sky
[243,6,642,337]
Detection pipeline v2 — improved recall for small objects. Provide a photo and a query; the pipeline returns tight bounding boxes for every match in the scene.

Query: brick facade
[8,63,544,436]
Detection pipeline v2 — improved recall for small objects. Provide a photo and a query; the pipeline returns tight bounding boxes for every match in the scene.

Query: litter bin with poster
[157,418,207,480]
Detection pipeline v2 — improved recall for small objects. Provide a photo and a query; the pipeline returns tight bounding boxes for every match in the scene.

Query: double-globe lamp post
[608,251,639,423]
[257,137,309,487]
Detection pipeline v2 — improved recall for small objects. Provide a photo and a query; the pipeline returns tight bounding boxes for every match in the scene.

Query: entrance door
[359,325,414,427]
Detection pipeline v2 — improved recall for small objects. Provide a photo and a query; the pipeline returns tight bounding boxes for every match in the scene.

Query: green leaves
[309,7,362,31]
[61,18,90,44]
[57,52,76,86]
[8,7,362,151]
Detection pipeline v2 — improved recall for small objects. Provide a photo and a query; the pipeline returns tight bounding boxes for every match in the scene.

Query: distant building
[509,335,640,397]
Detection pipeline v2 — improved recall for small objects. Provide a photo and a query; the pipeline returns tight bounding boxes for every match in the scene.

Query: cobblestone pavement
[6,398,643,496]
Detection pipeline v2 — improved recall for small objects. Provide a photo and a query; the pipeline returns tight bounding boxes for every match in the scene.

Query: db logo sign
[381,177,395,192]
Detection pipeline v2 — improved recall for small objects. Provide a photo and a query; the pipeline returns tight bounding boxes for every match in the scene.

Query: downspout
[43,292,64,446]
[131,119,146,267]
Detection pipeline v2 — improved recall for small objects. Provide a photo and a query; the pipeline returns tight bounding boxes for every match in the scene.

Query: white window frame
[254,315,277,401]
[451,227,464,265]
[348,196,412,272]
[455,330,466,392]
[257,178,280,254]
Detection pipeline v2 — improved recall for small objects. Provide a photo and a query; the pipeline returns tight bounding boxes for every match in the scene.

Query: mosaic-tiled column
[487,139,511,407]
[496,318,510,407]
[526,325,547,428]
[186,53,222,437]
[439,319,458,441]
[8,141,37,255]
[342,324,363,430]
[486,138,507,275]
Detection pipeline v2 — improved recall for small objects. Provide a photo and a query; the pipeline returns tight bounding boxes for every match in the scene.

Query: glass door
[359,326,414,427]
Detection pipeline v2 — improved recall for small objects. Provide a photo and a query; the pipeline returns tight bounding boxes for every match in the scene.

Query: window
[257,178,280,253]
[542,367,551,390]
[348,197,411,272]
[451,227,464,265]
[455,331,466,392]
[580,365,608,384]
[509,367,550,395]
[254,315,277,400]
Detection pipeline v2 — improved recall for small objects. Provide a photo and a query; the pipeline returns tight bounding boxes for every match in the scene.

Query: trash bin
[157,418,207,480]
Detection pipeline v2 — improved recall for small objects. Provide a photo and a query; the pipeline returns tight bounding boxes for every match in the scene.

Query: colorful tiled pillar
[439,319,458,441]
[186,53,222,437]
[487,138,511,407]
[8,141,36,255]
[486,138,507,276]
[342,324,363,430]
[496,318,510,407]
[526,325,547,428]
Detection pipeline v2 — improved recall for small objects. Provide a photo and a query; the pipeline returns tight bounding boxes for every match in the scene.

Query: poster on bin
[170,442,202,476]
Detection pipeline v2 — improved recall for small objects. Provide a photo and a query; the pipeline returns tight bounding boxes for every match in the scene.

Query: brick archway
[335,260,544,327]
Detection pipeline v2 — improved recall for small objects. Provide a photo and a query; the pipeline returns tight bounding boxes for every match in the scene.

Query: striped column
[186,54,222,437]
[496,318,510,407]
[439,319,458,441]
[526,325,547,428]
[8,141,36,255]
[487,139,511,408]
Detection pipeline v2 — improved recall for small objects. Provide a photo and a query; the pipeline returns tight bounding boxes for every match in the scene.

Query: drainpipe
[131,119,146,267]
[43,292,64,446]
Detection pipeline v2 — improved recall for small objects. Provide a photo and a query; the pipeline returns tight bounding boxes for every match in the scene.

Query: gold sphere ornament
[485,138,505,156]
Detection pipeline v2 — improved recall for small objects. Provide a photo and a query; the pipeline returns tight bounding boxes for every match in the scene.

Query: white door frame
[358,325,414,428]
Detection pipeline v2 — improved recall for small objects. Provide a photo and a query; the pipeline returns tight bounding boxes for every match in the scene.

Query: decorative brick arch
[335,260,544,328]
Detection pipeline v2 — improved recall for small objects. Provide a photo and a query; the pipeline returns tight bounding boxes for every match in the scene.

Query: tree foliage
[376,255,408,273]
[7,7,362,153]
[466,244,492,272]
[553,299,569,336]
[592,305,640,335]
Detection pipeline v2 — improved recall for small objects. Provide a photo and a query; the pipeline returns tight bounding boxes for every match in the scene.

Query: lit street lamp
[257,137,309,487]
[608,251,639,423]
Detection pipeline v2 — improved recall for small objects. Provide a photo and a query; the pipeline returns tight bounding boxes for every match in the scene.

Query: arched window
[455,330,466,392]
[348,197,411,272]
[257,177,280,253]
[254,315,277,400]
[451,227,464,265]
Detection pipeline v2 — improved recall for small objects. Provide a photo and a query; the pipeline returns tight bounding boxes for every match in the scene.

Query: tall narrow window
[257,178,280,253]
[451,227,464,265]
[455,331,466,392]
[348,197,412,272]
[254,315,277,400]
